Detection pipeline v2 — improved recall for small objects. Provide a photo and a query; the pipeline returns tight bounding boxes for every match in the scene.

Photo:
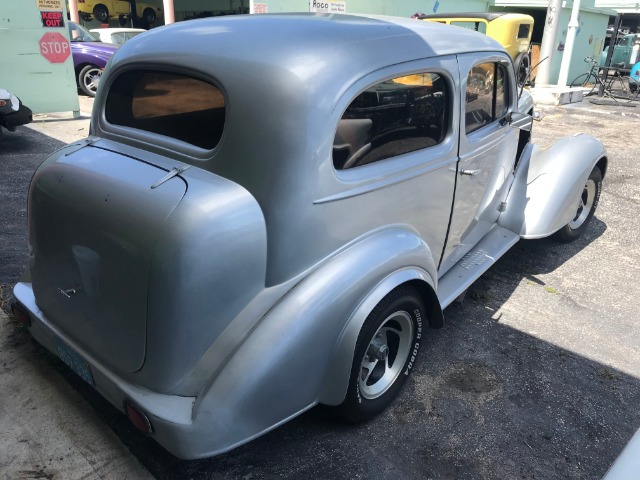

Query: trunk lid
[29,144,187,373]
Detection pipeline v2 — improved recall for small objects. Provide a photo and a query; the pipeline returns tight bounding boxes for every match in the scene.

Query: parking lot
[1,96,640,479]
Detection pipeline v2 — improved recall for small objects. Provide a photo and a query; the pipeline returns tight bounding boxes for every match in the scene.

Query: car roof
[90,28,146,34]
[109,13,505,83]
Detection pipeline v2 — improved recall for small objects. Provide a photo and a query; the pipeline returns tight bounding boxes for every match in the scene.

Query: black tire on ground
[570,72,599,96]
[337,285,426,423]
[515,53,530,87]
[93,4,109,22]
[78,64,102,97]
[554,166,603,242]
[142,7,156,25]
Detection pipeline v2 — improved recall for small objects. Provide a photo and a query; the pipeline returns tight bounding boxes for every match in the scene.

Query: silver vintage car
[12,14,606,459]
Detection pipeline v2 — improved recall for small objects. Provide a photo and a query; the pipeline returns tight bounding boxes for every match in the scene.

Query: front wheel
[338,285,425,423]
[78,65,102,97]
[554,166,602,242]
[515,53,530,87]
[570,72,597,96]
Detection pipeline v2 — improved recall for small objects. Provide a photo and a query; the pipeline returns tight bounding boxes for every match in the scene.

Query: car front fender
[499,133,606,239]
[188,227,441,457]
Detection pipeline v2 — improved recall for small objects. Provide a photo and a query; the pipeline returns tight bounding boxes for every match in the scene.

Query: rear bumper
[1,102,32,131]
[12,281,208,459]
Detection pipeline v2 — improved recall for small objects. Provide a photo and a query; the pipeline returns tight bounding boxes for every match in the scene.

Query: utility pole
[536,0,563,85]
[557,0,581,86]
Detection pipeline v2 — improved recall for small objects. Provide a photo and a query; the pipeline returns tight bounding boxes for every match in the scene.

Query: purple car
[69,21,119,97]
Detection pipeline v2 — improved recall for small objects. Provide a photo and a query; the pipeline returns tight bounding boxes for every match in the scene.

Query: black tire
[554,166,602,242]
[515,53,530,87]
[570,72,598,96]
[78,64,102,97]
[338,285,426,422]
[142,7,156,25]
[93,4,109,22]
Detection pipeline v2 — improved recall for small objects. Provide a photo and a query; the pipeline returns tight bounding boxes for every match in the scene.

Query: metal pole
[68,0,80,23]
[599,14,622,96]
[536,0,563,85]
[557,0,581,86]
[163,0,175,24]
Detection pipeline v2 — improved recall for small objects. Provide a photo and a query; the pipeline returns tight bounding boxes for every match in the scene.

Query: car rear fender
[191,227,441,453]
[498,133,606,239]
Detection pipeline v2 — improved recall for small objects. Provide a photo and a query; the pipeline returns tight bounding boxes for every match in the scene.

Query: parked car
[0,88,32,132]
[76,0,163,25]
[12,14,606,460]
[69,21,118,97]
[600,33,640,69]
[416,12,534,85]
[89,27,146,45]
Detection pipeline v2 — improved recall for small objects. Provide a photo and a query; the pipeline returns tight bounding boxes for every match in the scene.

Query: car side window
[465,62,508,135]
[333,72,448,170]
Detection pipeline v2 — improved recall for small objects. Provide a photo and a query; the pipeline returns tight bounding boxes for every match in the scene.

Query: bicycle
[570,56,639,102]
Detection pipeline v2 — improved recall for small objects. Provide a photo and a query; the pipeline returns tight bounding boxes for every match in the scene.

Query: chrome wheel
[79,65,102,97]
[568,178,596,230]
[358,310,414,400]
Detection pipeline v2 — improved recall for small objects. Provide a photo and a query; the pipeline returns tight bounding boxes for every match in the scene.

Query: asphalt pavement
[1,94,639,480]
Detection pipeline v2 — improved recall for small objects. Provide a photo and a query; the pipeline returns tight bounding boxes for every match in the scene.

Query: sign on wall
[39,32,71,63]
[41,11,65,27]
[36,0,63,10]
[254,3,268,13]
[309,0,346,13]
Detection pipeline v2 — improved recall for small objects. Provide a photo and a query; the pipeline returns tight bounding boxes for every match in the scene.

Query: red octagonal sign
[39,32,71,63]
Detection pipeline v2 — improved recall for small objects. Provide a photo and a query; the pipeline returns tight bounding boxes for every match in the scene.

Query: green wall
[0,0,79,114]
[256,0,489,16]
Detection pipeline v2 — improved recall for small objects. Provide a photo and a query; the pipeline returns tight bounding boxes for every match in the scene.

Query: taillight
[11,303,32,327]
[0,100,7,107]
[124,401,153,434]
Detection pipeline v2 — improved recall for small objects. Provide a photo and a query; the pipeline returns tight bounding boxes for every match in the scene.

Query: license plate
[55,338,95,386]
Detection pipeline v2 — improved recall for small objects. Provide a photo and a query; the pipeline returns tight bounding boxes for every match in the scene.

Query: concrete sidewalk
[1,95,153,479]
[0,309,153,479]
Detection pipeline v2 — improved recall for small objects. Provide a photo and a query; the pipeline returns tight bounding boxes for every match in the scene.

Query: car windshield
[69,22,100,42]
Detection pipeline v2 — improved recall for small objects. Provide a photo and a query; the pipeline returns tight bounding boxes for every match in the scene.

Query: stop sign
[39,32,71,64]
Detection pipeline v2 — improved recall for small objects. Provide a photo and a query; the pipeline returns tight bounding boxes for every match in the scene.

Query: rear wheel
[78,65,102,97]
[554,166,602,242]
[93,4,109,22]
[338,285,425,422]
[142,7,156,25]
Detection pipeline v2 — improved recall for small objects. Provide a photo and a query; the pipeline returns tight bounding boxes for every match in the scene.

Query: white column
[558,0,582,86]
[536,0,563,85]
[163,0,175,24]
[68,0,80,23]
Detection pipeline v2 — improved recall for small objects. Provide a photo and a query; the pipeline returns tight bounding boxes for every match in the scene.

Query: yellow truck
[416,12,534,85]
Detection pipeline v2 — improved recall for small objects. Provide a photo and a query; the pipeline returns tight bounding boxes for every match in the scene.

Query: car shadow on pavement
[9,214,637,480]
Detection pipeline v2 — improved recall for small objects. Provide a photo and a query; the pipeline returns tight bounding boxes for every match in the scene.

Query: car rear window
[334,72,448,169]
[105,71,225,150]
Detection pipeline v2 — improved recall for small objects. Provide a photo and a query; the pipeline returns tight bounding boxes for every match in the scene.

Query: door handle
[460,169,481,176]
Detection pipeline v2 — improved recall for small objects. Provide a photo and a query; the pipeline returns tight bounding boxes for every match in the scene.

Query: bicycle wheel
[606,76,638,102]
[570,73,597,96]
[622,76,640,101]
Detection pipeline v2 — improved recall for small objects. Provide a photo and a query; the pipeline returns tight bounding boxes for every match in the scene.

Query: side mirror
[510,111,533,131]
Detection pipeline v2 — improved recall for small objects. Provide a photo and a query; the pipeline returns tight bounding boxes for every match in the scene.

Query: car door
[439,53,518,276]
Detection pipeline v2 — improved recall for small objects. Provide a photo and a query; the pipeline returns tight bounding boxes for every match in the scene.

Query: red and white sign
[41,11,65,28]
[254,3,268,13]
[39,32,70,63]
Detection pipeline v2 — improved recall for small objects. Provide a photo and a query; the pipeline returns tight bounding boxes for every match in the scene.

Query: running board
[437,226,520,309]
